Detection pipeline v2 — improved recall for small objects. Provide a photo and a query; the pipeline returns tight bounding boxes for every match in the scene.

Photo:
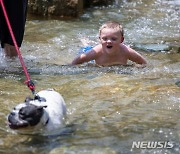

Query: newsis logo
[132,141,174,149]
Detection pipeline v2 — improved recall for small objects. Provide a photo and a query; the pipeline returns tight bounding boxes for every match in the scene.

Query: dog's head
[8,97,47,130]
[7,89,66,134]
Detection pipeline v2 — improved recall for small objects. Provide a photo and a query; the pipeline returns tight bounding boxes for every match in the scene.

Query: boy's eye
[102,37,107,41]
[111,37,117,41]
[101,37,117,41]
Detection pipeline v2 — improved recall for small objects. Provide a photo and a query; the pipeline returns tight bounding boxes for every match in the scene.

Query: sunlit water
[0,0,179,153]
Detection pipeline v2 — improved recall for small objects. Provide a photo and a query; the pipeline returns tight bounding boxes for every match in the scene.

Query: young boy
[71,21,147,66]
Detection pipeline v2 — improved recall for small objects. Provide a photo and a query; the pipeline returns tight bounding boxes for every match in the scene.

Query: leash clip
[26,80,35,95]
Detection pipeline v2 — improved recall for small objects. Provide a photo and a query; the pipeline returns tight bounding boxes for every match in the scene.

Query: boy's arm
[71,48,98,65]
[71,53,89,65]
[127,47,147,65]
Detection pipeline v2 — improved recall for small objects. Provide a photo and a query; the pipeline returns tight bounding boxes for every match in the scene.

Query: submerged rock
[134,43,180,53]
[134,43,170,52]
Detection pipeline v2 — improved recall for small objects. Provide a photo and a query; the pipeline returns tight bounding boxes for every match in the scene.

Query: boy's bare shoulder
[120,44,147,65]
[81,44,102,61]
[120,44,137,55]
[93,44,102,52]
[119,44,131,55]
[91,44,103,57]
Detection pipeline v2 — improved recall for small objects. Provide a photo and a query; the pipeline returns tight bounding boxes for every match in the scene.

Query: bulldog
[7,89,66,134]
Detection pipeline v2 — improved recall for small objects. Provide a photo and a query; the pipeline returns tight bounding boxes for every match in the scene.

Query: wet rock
[84,0,112,8]
[170,45,180,53]
[175,81,180,87]
[134,43,170,52]
[28,0,83,17]
[28,0,114,17]
[134,43,180,53]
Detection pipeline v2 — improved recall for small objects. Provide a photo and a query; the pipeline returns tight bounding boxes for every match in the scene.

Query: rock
[84,0,112,8]
[175,81,180,87]
[28,0,83,17]
[28,0,114,17]
[134,43,170,52]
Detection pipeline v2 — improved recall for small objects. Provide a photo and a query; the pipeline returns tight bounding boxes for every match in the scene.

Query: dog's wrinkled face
[8,103,44,129]
[7,89,66,134]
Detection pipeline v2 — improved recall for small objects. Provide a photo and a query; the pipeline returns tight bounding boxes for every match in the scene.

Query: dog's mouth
[8,120,29,129]
[8,112,29,129]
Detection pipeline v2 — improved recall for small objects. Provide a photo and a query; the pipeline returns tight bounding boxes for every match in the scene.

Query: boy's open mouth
[106,45,113,49]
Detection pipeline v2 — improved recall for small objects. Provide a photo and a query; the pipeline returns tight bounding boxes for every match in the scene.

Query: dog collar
[44,118,49,126]
[34,95,46,102]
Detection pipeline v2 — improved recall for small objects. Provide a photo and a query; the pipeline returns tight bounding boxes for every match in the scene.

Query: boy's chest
[96,53,127,65]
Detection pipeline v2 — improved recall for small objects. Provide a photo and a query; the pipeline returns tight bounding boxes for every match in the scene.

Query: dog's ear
[25,97,33,104]
[34,95,46,102]
[37,105,47,110]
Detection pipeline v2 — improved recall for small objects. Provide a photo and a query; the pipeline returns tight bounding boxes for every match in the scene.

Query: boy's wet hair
[99,21,124,37]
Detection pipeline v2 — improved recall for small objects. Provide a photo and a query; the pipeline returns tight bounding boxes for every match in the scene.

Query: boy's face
[99,28,123,54]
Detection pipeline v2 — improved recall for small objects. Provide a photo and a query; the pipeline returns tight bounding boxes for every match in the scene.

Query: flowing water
[0,0,179,153]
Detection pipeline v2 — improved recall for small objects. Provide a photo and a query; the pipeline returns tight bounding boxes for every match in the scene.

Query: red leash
[0,0,35,94]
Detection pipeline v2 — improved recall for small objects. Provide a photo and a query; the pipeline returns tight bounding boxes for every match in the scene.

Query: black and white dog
[8,89,66,134]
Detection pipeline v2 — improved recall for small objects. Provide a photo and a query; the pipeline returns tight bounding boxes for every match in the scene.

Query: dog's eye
[19,108,25,115]
[19,109,28,120]
[13,107,16,110]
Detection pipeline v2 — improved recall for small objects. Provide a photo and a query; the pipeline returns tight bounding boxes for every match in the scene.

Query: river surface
[0,0,179,153]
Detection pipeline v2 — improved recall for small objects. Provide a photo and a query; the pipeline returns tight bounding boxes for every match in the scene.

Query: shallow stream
[0,0,179,153]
